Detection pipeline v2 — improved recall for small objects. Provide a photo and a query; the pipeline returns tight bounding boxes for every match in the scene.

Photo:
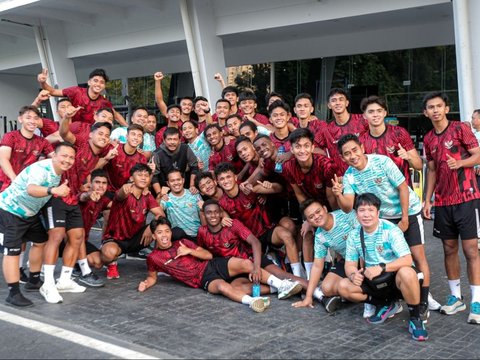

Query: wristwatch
[379,263,386,273]
[47,186,53,195]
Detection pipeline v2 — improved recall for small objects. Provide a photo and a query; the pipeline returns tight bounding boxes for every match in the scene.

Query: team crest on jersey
[243,202,253,209]
[227,155,233,161]
[374,177,383,185]
[376,245,384,254]
[223,242,232,248]
[32,150,40,156]
[444,140,453,150]
[343,235,348,240]
[314,183,323,189]
[82,157,88,165]
[386,146,396,154]
[15,149,24,152]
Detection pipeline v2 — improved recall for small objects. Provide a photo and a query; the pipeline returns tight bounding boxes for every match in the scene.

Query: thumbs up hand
[38,68,48,83]
[54,180,70,197]
[446,153,460,170]
[397,143,409,161]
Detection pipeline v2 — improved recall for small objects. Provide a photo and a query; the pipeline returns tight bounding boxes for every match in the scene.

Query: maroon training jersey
[0,131,54,191]
[62,86,113,125]
[79,195,111,240]
[424,121,480,206]
[218,190,272,238]
[208,141,243,173]
[103,191,159,241]
[146,239,208,288]
[197,219,253,259]
[253,113,269,126]
[40,118,59,137]
[269,132,292,152]
[361,125,416,186]
[282,153,337,205]
[104,144,147,191]
[61,139,100,205]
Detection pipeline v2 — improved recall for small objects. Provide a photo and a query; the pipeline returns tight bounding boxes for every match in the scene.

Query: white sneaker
[363,303,376,318]
[40,284,63,304]
[56,278,86,293]
[250,297,267,313]
[277,279,302,300]
[428,292,442,311]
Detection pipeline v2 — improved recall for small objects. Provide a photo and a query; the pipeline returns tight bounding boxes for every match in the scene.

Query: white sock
[290,262,302,277]
[304,262,313,280]
[448,279,461,298]
[19,252,25,269]
[270,286,277,294]
[471,285,480,303]
[313,287,324,301]
[78,258,92,276]
[59,266,73,282]
[241,295,254,305]
[266,275,283,289]
[43,264,56,286]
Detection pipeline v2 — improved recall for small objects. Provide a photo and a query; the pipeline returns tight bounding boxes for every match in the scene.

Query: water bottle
[252,281,261,297]
[275,145,285,173]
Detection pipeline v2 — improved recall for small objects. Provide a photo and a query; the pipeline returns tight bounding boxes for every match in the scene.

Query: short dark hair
[202,198,220,211]
[354,193,381,211]
[226,114,242,125]
[235,135,252,149]
[166,168,183,180]
[204,123,222,134]
[195,171,215,189]
[222,86,239,98]
[265,91,284,104]
[130,162,152,176]
[268,100,290,116]
[239,91,257,103]
[19,105,40,117]
[215,98,231,108]
[239,120,257,132]
[149,216,172,232]
[360,96,387,113]
[91,122,112,133]
[90,169,108,181]
[55,141,76,153]
[163,127,180,139]
[88,68,109,82]
[57,98,72,109]
[182,119,199,129]
[327,88,349,101]
[253,134,271,144]
[295,93,314,106]
[167,104,182,112]
[299,198,327,216]
[193,96,208,105]
[422,92,449,109]
[289,128,314,146]
[132,106,148,116]
[179,96,194,104]
[96,107,114,116]
[214,162,236,178]
[337,133,361,154]
[127,123,144,134]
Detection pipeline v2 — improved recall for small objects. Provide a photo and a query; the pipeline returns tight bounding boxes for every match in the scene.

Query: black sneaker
[78,272,105,288]
[72,264,82,278]
[322,296,342,313]
[420,303,430,323]
[5,292,33,307]
[126,252,147,261]
[24,281,43,292]
[19,268,28,284]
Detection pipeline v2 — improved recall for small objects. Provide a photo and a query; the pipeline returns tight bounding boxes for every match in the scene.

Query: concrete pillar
[34,21,77,121]
[452,0,480,121]
[179,0,226,102]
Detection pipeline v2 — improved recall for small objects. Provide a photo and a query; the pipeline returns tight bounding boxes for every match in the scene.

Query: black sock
[29,271,41,284]
[420,286,429,305]
[408,303,420,319]
[7,282,20,296]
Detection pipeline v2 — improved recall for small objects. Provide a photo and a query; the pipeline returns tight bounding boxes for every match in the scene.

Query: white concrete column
[179,0,226,102]
[452,0,480,121]
[34,21,77,121]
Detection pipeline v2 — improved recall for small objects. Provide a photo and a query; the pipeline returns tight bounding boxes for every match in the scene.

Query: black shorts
[328,259,346,278]
[58,240,99,258]
[0,209,48,251]
[388,213,424,247]
[258,226,278,250]
[261,254,274,268]
[200,257,232,291]
[360,272,403,303]
[42,197,84,231]
[102,225,148,255]
[433,199,480,240]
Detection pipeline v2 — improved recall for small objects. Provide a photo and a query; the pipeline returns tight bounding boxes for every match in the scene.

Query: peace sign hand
[331,174,343,197]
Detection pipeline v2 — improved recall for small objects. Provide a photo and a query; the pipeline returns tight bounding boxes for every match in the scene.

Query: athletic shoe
[419,303,430,323]
[78,272,105,288]
[24,281,43,292]
[363,303,376,318]
[56,278,86,293]
[262,297,271,308]
[5,292,33,307]
[19,267,28,284]
[389,302,403,318]
[367,302,400,324]
[428,293,442,311]
[71,264,82,278]
[440,295,466,315]
[107,263,120,279]
[322,296,342,313]
[126,252,147,261]
[409,317,428,341]
[40,284,63,304]
[250,297,267,313]
[467,302,480,324]
[277,279,303,300]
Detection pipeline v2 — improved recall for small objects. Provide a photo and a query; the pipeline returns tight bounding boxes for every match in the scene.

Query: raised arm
[154,72,168,117]
[37,69,63,97]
